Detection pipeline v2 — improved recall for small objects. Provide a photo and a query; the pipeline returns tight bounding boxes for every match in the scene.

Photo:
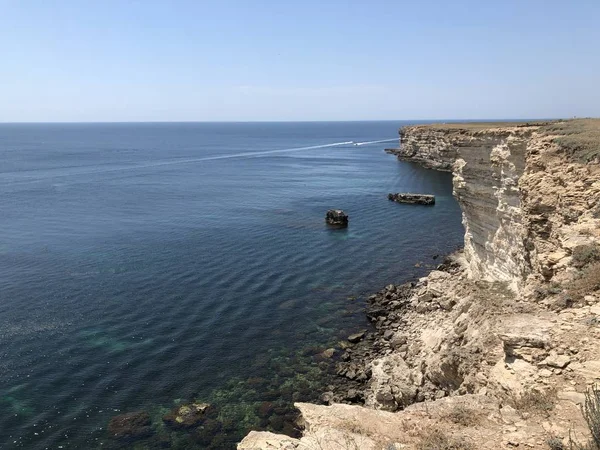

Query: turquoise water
[0,122,463,448]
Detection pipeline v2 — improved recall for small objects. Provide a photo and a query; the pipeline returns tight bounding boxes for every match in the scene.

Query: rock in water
[388,193,435,205]
[108,411,153,440]
[326,209,349,227]
[347,330,366,343]
[162,401,214,429]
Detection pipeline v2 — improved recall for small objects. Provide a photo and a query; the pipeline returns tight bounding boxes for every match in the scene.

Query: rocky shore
[239,119,600,449]
[322,256,461,408]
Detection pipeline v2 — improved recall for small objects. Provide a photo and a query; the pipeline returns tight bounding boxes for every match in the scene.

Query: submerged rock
[347,330,366,343]
[388,193,435,205]
[320,348,336,358]
[107,411,153,440]
[325,209,349,227]
[193,418,223,446]
[257,401,275,419]
[162,401,214,429]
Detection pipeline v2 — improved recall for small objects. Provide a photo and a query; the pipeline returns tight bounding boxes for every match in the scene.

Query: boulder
[108,411,153,440]
[347,330,366,343]
[320,348,336,358]
[542,353,571,369]
[163,401,213,429]
[388,193,435,205]
[325,209,349,227]
[367,354,419,411]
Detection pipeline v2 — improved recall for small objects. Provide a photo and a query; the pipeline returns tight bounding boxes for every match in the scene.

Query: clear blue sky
[1,0,599,122]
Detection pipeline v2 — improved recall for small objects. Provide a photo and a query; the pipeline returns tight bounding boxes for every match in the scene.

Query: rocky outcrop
[519,132,600,282]
[108,411,153,441]
[386,127,459,171]
[391,121,600,290]
[162,401,214,429]
[238,395,592,450]
[325,209,348,227]
[239,120,600,450]
[388,193,435,205]
[392,124,538,289]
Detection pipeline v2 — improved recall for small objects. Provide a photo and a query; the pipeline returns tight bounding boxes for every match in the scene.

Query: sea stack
[326,209,349,227]
[388,193,435,205]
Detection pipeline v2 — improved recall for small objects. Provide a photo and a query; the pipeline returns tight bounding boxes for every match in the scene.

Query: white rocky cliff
[239,120,600,450]
[393,124,535,288]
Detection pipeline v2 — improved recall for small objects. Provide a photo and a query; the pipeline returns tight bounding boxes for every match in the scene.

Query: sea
[0,121,464,449]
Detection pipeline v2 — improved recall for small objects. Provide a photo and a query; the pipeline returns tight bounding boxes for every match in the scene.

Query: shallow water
[0,122,463,449]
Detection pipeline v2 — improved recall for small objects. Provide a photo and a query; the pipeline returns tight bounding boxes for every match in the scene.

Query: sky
[1,0,599,122]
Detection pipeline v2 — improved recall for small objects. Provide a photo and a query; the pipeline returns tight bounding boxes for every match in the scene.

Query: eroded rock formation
[325,209,349,227]
[239,120,600,450]
[391,124,536,288]
[388,193,435,205]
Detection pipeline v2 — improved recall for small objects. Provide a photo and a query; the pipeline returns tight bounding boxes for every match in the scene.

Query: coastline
[326,253,463,407]
[239,119,600,449]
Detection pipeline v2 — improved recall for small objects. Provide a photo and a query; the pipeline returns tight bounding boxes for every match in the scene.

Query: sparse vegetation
[572,245,600,269]
[581,384,600,449]
[420,121,551,131]
[568,384,600,450]
[569,263,600,300]
[447,405,479,427]
[547,436,566,450]
[548,293,575,311]
[511,388,556,416]
[416,431,474,450]
[541,119,600,164]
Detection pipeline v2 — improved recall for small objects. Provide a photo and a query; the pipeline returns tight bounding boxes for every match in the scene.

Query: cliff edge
[239,119,600,450]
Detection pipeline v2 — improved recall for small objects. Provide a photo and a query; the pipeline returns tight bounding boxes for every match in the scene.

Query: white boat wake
[3,138,398,184]
[352,138,398,146]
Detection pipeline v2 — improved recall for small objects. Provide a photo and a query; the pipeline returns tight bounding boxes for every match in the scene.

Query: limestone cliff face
[394,128,459,171]
[391,125,536,288]
[238,121,600,449]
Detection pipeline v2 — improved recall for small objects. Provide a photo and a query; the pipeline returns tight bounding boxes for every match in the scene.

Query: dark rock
[262,389,282,401]
[326,209,349,227]
[346,389,361,401]
[149,433,171,448]
[318,348,336,359]
[269,415,285,431]
[388,193,435,205]
[375,391,398,411]
[108,411,153,441]
[246,377,268,388]
[222,417,237,432]
[320,391,334,404]
[300,346,323,357]
[257,401,274,418]
[193,419,222,446]
[209,434,228,449]
[366,307,387,321]
[347,330,366,343]
[282,421,302,439]
[383,330,395,340]
[162,402,213,429]
[273,406,291,416]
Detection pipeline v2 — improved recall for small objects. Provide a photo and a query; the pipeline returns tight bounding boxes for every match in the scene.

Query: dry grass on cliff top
[408,119,600,163]
[411,121,551,131]
[540,118,600,163]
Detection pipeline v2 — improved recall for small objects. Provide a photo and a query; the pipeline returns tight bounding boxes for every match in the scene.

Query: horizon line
[0,117,565,125]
